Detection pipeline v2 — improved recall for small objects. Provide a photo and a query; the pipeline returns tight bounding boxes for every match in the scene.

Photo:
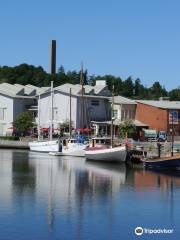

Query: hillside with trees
[0,63,179,100]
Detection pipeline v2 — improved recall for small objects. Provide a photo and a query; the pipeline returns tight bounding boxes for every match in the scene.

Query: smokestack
[50,40,56,75]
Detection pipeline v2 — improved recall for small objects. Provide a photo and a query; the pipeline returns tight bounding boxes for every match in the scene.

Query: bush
[0,136,19,141]
[14,112,34,136]
[119,120,136,139]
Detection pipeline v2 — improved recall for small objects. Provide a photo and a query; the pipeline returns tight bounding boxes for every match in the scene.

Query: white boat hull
[85,146,127,162]
[29,140,60,152]
[49,143,87,157]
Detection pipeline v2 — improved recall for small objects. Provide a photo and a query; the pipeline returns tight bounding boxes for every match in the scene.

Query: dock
[0,140,29,149]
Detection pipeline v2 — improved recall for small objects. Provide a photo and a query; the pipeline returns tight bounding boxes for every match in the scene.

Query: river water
[0,149,179,240]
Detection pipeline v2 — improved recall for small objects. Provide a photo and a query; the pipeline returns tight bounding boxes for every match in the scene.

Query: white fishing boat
[49,138,88,157]
[29,140,60,152]
[85,145,126,162]
[29,81,60,152]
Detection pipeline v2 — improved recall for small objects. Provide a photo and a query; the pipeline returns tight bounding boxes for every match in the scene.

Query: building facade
[91,95,148,136]
[113,96,137,122]
[0,83,46,136]
[135,100,180,135]
[38,81,111,130]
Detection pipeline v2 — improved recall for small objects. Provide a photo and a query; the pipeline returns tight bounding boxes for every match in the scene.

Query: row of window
[0,108,6,121]
[121,109,135,120]
[112,109,135,120]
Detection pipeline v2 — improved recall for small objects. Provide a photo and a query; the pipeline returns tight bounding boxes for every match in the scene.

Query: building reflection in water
[12,151,36,193]
[0,149,180,237]
[26,153,127,235]
[133,168,180,191]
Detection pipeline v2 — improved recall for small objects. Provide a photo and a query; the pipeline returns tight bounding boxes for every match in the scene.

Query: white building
[113,96,136,121]
[92,95,148,136]
[0,83,48,136]
[38,81,111,130]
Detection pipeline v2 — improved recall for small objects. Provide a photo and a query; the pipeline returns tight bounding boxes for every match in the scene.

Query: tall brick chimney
[50,40,56,75]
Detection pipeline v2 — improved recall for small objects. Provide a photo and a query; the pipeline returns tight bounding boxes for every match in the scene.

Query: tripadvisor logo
[135,227,143,236]
[134,226,174,236]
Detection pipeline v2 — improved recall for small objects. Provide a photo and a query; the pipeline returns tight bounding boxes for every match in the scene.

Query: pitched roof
[0,83,48,98]
[0,83,24,96]
[14,84,37,96]
[114,96,136,105]
[137,100,180,110]
[54,83,111,97]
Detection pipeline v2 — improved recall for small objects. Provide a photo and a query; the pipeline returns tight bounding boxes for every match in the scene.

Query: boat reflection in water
[0,149,180,239]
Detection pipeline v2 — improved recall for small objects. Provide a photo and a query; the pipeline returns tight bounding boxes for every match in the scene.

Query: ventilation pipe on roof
[95,80,107,86]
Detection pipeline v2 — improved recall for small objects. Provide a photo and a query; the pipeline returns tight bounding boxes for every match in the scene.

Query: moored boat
[85,145,127,162]
[85,84,127,162]
[29,81,61,153]
[29,140,61,152]
[49,138,88,157]
[141,154,180,169]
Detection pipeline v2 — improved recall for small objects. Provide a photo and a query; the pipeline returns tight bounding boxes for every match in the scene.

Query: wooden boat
[85,145,127,162]
[141,154,180,169]
[49,138,88,157]
[29,140,61,152]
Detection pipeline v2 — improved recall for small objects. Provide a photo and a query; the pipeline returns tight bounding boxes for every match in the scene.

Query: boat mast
[80,63,84,130]
[110,85,114,148]
[69,88,72,138]
[49,40,56,141]
[50,81,53,141]
[171,111,174,157]
[38,94,41,140]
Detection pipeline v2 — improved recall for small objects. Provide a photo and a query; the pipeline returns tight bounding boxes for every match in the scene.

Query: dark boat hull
[142,156,180,169]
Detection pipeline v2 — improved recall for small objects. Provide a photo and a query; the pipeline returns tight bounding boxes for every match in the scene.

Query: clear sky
[0,0,180,90]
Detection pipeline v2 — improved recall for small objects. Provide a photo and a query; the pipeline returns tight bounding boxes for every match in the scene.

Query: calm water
[0,150,180,240]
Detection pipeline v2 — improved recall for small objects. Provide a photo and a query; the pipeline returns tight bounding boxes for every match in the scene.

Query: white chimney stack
[95,80,107,86]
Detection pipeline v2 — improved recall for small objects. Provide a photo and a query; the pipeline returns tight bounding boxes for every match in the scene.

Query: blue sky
[0,0,180,90]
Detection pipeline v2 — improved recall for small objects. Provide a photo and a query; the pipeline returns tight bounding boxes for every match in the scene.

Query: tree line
[0,63,180,100]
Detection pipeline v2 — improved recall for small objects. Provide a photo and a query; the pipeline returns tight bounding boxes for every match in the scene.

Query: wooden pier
[0,140,29,149]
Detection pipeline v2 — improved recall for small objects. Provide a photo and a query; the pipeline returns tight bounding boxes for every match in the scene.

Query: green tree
[14,112,34,136]
[0,63,177,100]
[60,120,74,133]
[122,77,134,97]
[169,88,180,100]
[119,120,136,138]
[0,64,50,86]
[134,78,145,98]
[149,81,167,99]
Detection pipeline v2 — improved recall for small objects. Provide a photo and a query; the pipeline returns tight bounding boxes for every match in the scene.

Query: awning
[91,119,149,127]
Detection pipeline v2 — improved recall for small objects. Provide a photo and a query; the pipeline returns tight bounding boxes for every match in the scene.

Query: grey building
[0,83,47,136]
[38,81,111,130]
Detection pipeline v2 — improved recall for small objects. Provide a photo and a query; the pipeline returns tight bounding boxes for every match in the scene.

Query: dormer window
[91,100,99,106]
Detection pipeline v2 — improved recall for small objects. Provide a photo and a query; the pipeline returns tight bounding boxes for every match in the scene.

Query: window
[132,110,135,119]
[53,108,58,121]
[113,110,118,119]
[91,100,99,106]
[125,110,128,119]
[0,108,6,121]
[121,110,125,120]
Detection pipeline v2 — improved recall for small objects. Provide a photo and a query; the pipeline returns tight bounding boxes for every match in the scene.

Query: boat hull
[85,146,127,162]
[29,140,60,152]
[49,143,87,157]
[142,155,180,169]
